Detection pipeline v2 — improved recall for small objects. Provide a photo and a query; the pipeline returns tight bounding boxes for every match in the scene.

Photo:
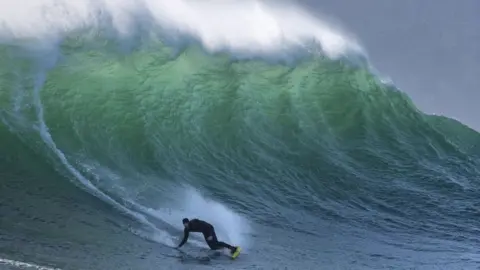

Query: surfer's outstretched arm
[177,228,189,248]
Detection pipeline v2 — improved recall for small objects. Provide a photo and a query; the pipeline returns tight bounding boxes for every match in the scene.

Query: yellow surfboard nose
[231,247,241,259]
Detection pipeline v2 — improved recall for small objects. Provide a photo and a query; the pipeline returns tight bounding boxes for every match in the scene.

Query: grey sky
[296,0,479,130]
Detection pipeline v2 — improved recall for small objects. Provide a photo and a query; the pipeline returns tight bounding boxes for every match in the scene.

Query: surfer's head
[182,218,189,228]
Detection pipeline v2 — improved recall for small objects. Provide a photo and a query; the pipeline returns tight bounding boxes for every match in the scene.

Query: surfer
[176,218,239,255]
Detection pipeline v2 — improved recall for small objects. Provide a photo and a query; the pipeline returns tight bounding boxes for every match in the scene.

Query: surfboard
[231,247,241,259]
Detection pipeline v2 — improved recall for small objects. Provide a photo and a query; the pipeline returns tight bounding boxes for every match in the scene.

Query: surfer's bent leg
[204,230,236,252]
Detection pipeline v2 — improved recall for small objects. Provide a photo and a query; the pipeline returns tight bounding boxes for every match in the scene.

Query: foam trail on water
[0,258,62,270]
[0,0,363,59]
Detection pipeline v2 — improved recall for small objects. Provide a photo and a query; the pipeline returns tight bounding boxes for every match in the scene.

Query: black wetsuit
[177,219,236,252]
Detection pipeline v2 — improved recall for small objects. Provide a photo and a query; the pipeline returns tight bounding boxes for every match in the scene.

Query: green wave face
[1,32,479,230]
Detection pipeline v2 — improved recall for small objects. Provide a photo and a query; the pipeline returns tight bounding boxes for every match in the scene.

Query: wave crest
[0,0,362,59]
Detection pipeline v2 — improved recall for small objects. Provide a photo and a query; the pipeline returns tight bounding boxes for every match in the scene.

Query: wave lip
[0,0,363,59]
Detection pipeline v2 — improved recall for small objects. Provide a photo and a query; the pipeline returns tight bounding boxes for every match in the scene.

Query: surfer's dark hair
[182,218,189,223]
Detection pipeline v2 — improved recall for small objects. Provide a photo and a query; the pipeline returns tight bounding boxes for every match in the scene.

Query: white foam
[0,0,362,58]
[0,258,62,270]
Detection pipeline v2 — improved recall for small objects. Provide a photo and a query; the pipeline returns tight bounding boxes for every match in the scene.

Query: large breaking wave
[1,1,479,269]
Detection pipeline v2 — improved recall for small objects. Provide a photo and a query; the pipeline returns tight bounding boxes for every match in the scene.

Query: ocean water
[1,1,480,270]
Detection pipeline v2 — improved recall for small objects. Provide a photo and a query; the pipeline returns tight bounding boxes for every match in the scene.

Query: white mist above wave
[0,0,363,59]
